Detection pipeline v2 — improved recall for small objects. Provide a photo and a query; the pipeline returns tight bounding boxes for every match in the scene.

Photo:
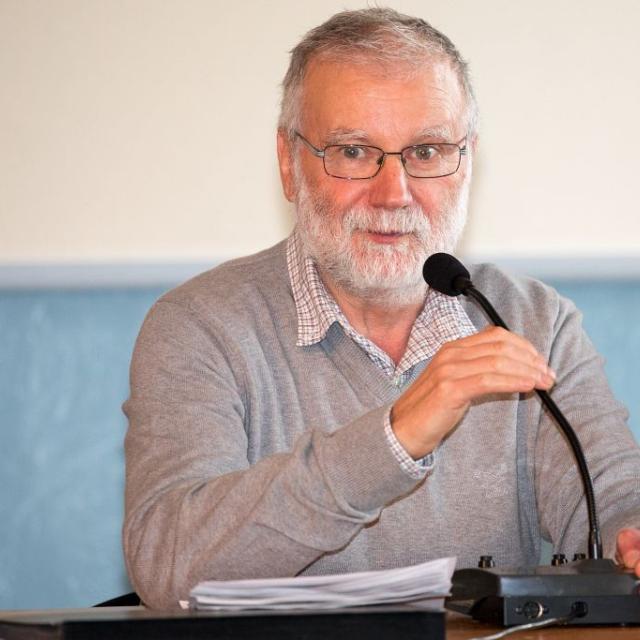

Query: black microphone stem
[463,285,509,330]
[464,284,603,560]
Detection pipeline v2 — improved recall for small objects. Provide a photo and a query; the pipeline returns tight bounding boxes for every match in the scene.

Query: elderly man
[123,8,640,609]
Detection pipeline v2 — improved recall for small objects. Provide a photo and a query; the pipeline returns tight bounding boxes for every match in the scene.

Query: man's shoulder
[469,262,559,303]
[465,262,570,334]
[156,240,292,322]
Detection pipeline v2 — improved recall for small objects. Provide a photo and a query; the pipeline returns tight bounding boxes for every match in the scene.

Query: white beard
[294,173,470,307]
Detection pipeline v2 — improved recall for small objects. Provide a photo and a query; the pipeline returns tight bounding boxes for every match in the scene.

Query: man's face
[280,58,473,304]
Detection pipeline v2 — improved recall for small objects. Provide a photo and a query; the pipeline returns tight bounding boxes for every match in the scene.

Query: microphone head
[422,253,471,297]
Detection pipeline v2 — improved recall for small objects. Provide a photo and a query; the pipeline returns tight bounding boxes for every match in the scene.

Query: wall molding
[1,255,639,289]
[0,262,219,289]
[463,255,640,281]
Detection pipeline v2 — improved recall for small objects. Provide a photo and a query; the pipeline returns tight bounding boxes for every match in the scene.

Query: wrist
[390,405,440,459]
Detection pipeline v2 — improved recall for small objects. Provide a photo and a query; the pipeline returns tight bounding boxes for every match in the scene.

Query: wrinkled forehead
[299,56,469,140]
[308,47,454,81]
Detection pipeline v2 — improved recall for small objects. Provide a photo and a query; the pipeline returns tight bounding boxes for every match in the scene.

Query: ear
[277,129,296,202]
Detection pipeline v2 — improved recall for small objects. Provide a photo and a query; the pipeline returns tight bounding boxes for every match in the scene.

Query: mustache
[343,206,430,237]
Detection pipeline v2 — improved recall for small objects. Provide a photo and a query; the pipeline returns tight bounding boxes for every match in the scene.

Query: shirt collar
[286,230,477,373]
[287,230,344,347]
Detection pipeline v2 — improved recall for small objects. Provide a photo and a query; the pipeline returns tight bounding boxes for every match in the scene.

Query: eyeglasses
[294,131,467,180]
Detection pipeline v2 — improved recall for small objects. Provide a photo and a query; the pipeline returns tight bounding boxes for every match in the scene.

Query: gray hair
[279,8,478,140]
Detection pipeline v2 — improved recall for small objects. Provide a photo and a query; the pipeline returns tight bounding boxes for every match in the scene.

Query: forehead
[299,58,468,142]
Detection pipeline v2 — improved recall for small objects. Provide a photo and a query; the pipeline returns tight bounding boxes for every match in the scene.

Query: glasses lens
[324,145,383,179]
[403,144,461,178]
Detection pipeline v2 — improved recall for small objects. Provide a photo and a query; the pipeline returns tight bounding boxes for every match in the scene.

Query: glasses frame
[294,131,467,180]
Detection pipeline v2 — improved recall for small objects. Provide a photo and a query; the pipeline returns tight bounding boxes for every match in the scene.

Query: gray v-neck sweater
[123,240,640,609]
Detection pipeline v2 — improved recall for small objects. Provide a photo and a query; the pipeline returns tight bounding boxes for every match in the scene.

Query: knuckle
[433,348,457,369]
[437,362,455,379]
[436,341,456,358]
[477,372,493,389]
[494,339,511,355]
[440,377,456,393]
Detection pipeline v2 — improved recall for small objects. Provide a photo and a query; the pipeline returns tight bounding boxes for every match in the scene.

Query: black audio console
[446,557,640,626]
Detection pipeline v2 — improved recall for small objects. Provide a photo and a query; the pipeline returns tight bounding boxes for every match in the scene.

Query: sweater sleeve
[533,293,640,558]
[122,299,421,609]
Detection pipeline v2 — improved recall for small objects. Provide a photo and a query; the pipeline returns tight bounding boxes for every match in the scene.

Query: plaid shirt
[287,231,477,479]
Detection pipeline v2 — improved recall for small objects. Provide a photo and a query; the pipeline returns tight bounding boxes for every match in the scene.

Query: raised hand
[391,326,556,459]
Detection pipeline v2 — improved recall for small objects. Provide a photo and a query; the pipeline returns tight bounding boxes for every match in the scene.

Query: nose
[368,153,412,210]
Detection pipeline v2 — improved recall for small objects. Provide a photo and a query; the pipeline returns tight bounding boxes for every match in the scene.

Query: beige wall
[1,0,639,265]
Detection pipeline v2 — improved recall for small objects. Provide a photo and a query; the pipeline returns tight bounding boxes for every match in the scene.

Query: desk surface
[0,607,638,639]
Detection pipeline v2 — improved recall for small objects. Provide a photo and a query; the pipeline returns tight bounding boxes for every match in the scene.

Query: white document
[189,557,456,611]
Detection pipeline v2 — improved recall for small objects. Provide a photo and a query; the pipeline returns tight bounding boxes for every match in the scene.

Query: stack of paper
[189,557,455,611]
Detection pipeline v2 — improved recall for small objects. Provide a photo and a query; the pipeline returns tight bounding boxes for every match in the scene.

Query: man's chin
[332,265,428,306]
[353,251,426,284]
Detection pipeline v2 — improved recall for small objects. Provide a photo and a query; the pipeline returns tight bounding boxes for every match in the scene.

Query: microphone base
[446,558,640,626]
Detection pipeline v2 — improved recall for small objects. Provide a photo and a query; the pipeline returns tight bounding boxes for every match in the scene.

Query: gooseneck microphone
[423,252,603,561]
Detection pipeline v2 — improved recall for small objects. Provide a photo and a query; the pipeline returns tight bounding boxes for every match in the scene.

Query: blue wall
[0,288,163,609]
[0,280,638,609]
[547,280,640,430]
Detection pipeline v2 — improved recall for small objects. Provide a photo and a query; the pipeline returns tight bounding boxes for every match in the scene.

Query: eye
[339,145,367,160]
[412,145,440,162]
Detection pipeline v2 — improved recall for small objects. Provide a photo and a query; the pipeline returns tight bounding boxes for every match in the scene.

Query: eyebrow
[414,125,455,141]
[323,125,458,147]
[323,128,371,145]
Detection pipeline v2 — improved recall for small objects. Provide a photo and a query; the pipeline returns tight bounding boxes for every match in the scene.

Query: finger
[456,370,555,396]
[616,528,640,553]
[454,326,540,354]
[433,359,554,392]
[421,368,553,413]
[433,344,555,389]
[616,528,640,567]
[438,339,554,377]
[461,355,556,389]
[623,549,640,569]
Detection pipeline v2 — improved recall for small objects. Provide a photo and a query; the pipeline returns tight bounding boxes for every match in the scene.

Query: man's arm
[123,299,420,609]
